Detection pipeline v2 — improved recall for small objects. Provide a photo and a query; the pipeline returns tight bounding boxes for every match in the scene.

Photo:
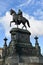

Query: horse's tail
[27,20,30,27]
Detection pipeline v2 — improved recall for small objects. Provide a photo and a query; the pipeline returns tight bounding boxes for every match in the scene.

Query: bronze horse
[10,9,30,29]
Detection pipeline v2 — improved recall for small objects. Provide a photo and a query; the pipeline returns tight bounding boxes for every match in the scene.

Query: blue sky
[0,0,43,54]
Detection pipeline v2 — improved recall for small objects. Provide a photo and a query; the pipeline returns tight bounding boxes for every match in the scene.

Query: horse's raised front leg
[10,22,11,27]
[10,21,14,27]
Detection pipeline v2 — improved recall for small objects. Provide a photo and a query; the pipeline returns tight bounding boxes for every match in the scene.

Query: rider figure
[18,9,22,22]
[18,9,22,16]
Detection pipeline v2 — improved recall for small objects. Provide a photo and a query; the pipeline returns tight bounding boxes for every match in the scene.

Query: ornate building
[0,9,43,65]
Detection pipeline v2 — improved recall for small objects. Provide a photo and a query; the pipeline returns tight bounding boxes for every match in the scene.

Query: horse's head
[10,9,16,15]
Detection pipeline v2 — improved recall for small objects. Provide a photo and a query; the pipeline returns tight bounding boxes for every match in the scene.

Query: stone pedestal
[10,28,31,44]
[9,28,32,56]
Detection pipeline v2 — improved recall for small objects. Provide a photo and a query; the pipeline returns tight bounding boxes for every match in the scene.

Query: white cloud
[18,0,32,7]
[23,13,43,36]
[0,11,12,37]
[0,11,43,38]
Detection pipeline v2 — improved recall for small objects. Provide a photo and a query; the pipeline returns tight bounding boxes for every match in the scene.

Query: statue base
[4,28,43,65]
[10,28,31,44]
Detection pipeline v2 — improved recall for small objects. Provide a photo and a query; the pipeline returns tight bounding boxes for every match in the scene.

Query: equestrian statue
[10,9,30,29]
